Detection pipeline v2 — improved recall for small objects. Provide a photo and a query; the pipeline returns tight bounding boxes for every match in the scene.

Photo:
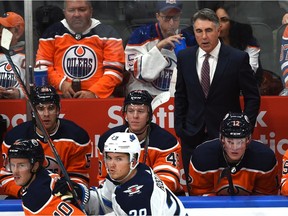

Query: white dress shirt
[196,40,221,84]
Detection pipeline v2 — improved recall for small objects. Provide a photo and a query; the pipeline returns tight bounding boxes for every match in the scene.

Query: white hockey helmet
[104,132,141,166]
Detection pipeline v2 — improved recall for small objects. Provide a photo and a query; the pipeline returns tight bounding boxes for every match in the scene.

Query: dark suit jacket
[174,43,260,140]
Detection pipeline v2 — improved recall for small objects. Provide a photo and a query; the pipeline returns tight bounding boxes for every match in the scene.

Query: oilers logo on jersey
[152,68,173,91]
[63,45,97,80]
[151,49,176,91]
[0,62,19,88]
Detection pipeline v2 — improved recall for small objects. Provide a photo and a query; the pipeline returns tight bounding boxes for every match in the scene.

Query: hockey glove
[53,177,90,205]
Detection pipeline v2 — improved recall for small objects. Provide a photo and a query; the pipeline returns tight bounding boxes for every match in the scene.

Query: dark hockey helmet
[123,90,153,122]
[220,112,252,138]
[32,85,60,108]
[8,139,45,166]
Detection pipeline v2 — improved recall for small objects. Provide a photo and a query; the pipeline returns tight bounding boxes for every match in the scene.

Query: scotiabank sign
[1,97,288,178]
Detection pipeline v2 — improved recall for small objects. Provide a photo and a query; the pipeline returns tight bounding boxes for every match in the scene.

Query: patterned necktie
[201,53,210,98]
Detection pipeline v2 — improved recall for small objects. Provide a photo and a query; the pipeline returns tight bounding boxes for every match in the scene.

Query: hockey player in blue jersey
[54,132,187,215]
[86,132,187,215]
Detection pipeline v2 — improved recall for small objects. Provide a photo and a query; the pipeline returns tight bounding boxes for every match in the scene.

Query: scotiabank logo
[2,107,288,158]
[255,111,288,156]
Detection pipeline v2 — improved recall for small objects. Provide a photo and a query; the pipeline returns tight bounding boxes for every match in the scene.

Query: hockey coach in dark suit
[174,8,260,184]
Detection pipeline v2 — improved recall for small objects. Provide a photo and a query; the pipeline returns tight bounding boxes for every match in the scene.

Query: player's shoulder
[4,121,34,145]
[55,119,90,144]
[59,118,87,132]
[247,140,275,157]
[132,163,170,196]
[22,168,53,212]
[116,164,154,194]
[149,123,178,150]
[192,138,223,171]
[245,140,277,171]
[195,138,222,152]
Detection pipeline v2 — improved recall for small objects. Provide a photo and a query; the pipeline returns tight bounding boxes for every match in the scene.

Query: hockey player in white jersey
[86,132,188,215]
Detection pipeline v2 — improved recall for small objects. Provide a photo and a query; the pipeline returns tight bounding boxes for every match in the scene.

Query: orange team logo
[63,45,97,80]
[0,62,19,88]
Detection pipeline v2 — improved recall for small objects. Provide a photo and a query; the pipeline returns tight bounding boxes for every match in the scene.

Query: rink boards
[1,196,288,215]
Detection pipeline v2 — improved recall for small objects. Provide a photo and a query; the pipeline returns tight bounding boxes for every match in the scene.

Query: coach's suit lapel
[189,47,206,99]
[209,44,229,93]
[191,48,201,86]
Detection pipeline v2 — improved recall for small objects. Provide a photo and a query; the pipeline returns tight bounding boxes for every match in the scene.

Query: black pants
[180,127,209,192]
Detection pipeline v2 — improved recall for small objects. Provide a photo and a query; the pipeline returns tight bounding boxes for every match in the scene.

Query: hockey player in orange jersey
[1,85,91,198]
[188,112,279,196]
[280,148,288,195]
[97,90,184,195]
[36,0,124,98]
[7,139,86,215]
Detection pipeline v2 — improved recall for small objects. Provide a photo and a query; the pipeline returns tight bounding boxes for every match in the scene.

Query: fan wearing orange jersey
[188,112,279,196]
[36,0,124,99]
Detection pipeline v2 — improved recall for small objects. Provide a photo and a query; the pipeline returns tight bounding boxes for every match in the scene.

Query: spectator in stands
[198,1,287,30]
[174,8,260,185]
[33,5,64,55]
[214,5,263,85]
[0,12,25,99]
[34,5,64,38]
[125,0,196,97]
[97,90,184,195]
[36,0,124,98]
[280,25,288,95]
[188,112,279,196]
[7,139,85,215]
[1,85,91,198]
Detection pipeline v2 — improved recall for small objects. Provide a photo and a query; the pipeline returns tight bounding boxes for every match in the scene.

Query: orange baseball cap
[0,12,24,33]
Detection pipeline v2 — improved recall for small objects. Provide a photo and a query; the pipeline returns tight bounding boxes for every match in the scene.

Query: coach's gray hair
[193,8,220,27]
